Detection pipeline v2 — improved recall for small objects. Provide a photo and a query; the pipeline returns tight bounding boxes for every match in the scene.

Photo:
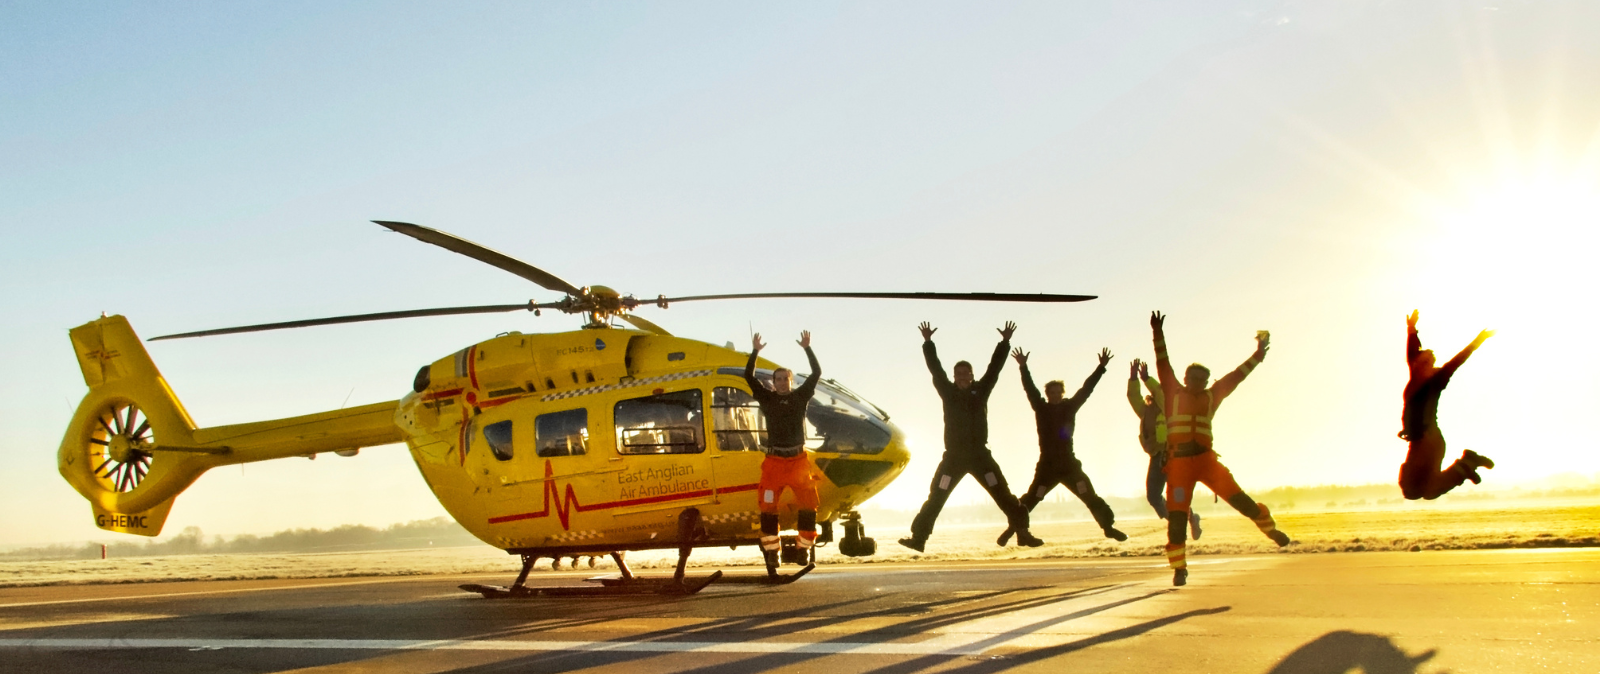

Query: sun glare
[1415,175,1600,330]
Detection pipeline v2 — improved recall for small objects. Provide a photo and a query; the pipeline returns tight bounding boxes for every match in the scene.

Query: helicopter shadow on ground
[447,583,1203,674]
[1261,631,1438,674]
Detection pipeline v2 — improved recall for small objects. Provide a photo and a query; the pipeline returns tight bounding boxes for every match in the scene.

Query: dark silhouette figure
[1266,630,1438,674]
[900,321,1039,552]
[997,347,1124,546]
[1399,310,1495,500]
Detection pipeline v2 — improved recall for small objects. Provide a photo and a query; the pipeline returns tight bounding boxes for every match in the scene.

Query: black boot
[763,549,779,578]
[898,536,925,553]
[996,527,1015,547]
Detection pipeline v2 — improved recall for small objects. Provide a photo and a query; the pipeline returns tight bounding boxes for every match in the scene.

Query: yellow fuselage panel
[396,327,905,552]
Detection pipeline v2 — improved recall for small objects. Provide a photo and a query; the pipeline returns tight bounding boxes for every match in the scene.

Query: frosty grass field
[4,502,1595,588]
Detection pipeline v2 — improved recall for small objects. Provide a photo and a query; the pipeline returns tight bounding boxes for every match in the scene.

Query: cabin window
[712,386,766,451]
[483,420,514,461]
[536,409,589,458]
[715,368,893,455]
[614,389,704,454]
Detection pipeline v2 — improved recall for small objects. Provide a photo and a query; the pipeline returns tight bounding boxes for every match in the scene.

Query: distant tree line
[862,480,1600,525]
[2,517,482,561]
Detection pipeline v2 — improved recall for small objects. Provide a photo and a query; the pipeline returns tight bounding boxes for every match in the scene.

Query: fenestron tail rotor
[89,401,155,493]
[145,221,1097,341]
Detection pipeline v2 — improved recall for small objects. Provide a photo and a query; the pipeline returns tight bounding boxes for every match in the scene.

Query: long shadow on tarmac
[885,605,1232,674]
[1263,631,1438,674]
[444,583,1176,673]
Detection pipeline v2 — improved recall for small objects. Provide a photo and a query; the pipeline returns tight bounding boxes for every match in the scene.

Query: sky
[3,1,1598,547]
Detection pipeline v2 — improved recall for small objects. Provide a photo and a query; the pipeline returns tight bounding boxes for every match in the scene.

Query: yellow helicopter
[57,222,1094,596]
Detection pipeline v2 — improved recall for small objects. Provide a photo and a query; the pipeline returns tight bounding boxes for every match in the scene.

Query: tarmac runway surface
[0,548,1594,673]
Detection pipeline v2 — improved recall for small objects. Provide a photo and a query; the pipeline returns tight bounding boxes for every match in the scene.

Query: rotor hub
[107,434,134,463]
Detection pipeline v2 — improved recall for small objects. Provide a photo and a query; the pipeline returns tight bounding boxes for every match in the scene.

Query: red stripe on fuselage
[479,396,518,409]
[423,388,463,401]
[487,464,761,528]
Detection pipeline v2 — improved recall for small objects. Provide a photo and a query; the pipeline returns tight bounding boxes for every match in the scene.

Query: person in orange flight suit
[1151,311,1289,587]
[744,330,823,579]
[1398,310,1495,499]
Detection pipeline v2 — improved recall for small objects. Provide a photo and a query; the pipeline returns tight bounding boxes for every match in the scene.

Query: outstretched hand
[1150,311,1165,331]
[797,330,811,349]
[1473,329,1494,346]
[1097,348,1113,368]
[918,322,937,341]
[998,321,1018,341]
[751,333,766,353]
[1139,360,1149,379]
[1011,347,1029,367]
[1129,358,1140,379]
[1407,310,1420,329]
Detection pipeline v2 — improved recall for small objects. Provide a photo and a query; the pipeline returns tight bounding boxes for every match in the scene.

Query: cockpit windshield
[715,367,893,455]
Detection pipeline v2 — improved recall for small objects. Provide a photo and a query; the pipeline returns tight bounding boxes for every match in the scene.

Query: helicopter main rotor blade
[374,221,584,297]
[148,302,559,341]
[618,313,672,336]
[656,291,1097,304]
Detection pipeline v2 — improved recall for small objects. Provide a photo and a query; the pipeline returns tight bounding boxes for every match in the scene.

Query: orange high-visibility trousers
[1163,450,1242,512]
[758,453,820,514]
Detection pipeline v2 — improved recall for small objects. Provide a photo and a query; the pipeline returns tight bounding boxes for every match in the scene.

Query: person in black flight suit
[899,321,1042,552]
[744,331,823,578]
[998,346,1126,546]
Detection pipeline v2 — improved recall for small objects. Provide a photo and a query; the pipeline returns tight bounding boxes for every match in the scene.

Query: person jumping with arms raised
[900,321,1041,552]
[1398,310,1495,500]
[998,346,1124,545]
[745,330,823,579]
[1151,311,1288,586]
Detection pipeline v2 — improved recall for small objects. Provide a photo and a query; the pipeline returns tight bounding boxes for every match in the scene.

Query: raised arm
[1439,330,1492,379]
[920,322,950,391]
[744,334,773,403]
[1151,312,1177,397]
[1127,359,1148,416]
[1211,331,1269,404]
[1069,348,1112,407]
[1406,310,1421,364]
[794,343,822,399]
[1015,349,1042,409]
[977,321,1016,392]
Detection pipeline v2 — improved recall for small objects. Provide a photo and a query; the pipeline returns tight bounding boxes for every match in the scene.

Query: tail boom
[59,315,404,536]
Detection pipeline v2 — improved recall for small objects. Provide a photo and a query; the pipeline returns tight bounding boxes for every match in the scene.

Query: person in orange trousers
[744,330,823,578]
[1150,311,1290,587]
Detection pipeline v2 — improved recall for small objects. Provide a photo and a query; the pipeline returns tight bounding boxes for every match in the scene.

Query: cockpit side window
[712,386,766,451]
[535,408,588,458]
[614,389,705,455]
[483,420,514,461]
[711,370,893,455]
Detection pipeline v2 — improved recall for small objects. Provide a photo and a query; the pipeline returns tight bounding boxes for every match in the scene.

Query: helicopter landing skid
[463,571,722,598]
[462,548,725,599]
[714,563,815,585]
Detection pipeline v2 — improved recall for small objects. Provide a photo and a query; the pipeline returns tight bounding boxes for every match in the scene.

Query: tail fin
[59,315,403,537]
